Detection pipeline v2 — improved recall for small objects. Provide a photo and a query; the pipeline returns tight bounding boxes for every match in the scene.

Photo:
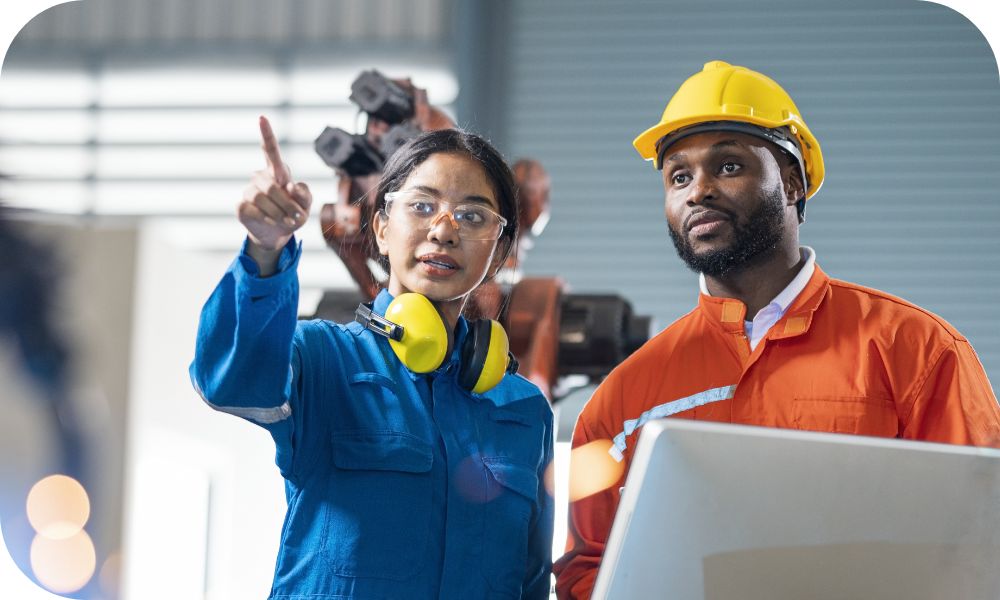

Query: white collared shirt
[699,247,816,351]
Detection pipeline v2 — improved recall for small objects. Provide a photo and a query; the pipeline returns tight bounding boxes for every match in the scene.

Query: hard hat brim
[633,114,825,199]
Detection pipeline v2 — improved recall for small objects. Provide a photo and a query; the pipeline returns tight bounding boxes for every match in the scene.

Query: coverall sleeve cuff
[234,235,302,295]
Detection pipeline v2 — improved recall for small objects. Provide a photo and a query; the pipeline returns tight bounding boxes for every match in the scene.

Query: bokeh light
[99,551,123,597]
[561,439,626,502]
[453,454,503,504]
[26,475,91,540]
[29,529,97,594]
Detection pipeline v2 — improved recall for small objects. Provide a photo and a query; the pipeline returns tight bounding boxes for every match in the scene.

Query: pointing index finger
[259,115,288,186]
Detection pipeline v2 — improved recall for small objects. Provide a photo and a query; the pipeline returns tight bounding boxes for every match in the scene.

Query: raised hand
[238,116,313,255]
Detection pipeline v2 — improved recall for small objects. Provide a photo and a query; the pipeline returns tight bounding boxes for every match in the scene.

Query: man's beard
[668,186,786,278]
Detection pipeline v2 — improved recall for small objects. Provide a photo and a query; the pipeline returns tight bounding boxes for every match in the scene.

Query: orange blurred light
[26,475,90,540]
[99,551,123,598]
[542,456,556,498]
[564,439,625,502]
[30,529,97,594]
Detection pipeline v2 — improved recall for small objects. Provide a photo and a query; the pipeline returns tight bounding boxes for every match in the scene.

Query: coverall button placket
[432,368,463,597]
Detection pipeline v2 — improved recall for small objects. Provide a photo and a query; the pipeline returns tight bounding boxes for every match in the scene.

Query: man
[552,60,1000,599]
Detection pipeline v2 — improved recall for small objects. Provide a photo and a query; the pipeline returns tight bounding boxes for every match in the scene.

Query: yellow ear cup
[470,320,511,394]
[384,293,451,373]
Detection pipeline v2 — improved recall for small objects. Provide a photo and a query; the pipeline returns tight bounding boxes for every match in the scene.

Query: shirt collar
[698,246,816,314]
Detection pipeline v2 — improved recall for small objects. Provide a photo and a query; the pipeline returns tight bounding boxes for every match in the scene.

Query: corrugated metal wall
[503,0,1000,385]
[15,0,451,46]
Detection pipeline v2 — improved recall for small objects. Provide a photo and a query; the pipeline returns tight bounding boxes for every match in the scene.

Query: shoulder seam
[827,278,964,341]
[900,338,953,426]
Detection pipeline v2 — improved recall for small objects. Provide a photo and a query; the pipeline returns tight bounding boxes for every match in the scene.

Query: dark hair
[373,129,518,269]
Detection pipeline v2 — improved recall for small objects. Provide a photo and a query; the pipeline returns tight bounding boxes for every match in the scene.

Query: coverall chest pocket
[323,430,433,580]
[792,396,899,437]
[481,458,538,597]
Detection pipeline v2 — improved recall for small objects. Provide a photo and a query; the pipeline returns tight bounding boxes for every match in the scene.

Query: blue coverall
[190,238,555,599]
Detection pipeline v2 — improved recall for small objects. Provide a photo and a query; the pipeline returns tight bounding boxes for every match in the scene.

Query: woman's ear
[487,237,513,278]
[372,211,390,256]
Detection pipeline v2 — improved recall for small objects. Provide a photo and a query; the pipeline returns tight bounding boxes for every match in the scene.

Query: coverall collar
[697,261,831,340]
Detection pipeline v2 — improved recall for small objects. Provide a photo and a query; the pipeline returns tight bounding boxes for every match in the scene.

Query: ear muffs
[356,293,451,373]
[458,319,515,395]
[384,293,453,373]
[356,293,519,393]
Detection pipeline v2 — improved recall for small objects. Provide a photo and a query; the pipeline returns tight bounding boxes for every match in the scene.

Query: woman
[190,117,553,599]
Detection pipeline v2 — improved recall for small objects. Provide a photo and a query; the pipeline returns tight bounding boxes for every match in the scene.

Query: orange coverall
[553,265,1000,599]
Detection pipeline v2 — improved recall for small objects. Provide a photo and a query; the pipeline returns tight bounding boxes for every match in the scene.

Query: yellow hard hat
[633,60,825,199]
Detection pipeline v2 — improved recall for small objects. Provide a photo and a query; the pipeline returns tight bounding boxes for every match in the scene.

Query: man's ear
[372,212,389,256]
[782,160,806,206]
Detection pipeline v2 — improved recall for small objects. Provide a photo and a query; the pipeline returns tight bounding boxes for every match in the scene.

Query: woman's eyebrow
[462,195,494,206]
[405,185,495,207]
[407,185,442,196]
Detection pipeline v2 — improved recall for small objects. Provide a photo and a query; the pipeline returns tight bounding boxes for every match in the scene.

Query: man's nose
[687,172,718,205]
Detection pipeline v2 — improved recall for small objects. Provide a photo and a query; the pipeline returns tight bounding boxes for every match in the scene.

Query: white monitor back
[593,419,1000,600]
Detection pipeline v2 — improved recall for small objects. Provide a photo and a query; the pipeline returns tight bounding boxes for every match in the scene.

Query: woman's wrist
[245,234,288,277]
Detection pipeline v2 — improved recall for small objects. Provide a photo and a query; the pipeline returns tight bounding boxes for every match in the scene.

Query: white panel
[285,144,342,179]
[122,450,210,600]
[0,110,94,143]
[91,176,339,216]
[287,107,360,143]
[99,66,283,107]
[96,146,262,179]
[288,63,367,105]
[0,181,90,213]
[0,70,96,108]
[2,50,454,222]
[93,144,333,181]
[94,181,244,214]
[0,145,91,178]
[97,109,269,144]
[409,68,459,105]
[151,212,342,255]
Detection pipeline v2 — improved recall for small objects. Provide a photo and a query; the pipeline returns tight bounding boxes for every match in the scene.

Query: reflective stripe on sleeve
[203,399,292,424]
[608,384,737,461]
[191,376,293,425]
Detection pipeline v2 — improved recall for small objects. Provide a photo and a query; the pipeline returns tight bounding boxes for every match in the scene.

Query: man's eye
[671,173,690,185]
[721,162,741,174]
